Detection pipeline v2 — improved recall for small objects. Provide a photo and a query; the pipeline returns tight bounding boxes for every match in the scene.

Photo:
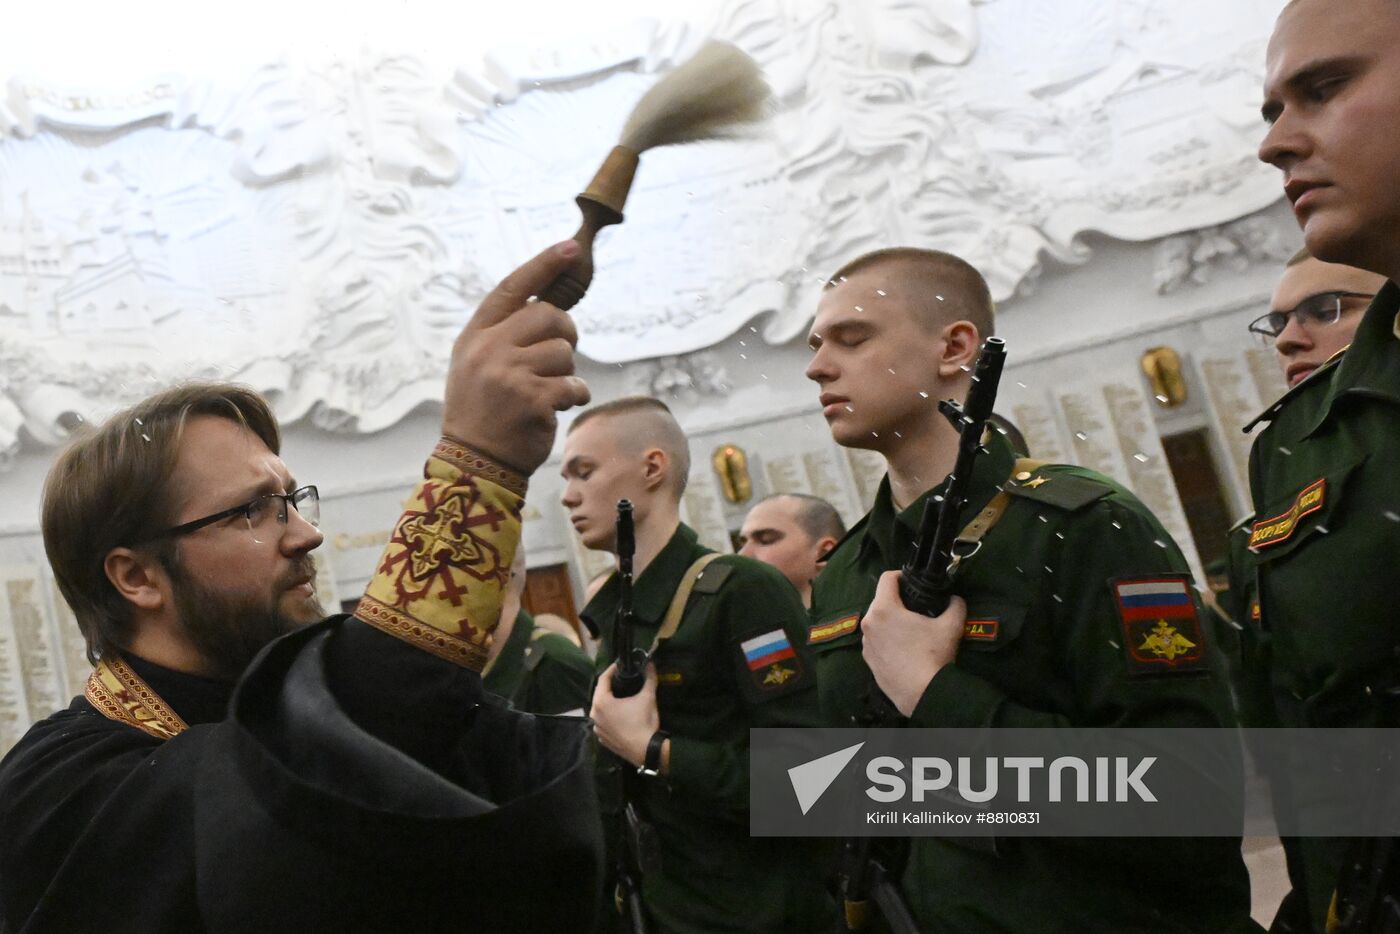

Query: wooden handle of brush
[539,197,621,311]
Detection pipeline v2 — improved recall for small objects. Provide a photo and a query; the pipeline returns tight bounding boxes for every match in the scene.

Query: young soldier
[805,247,1255,932]
[0,242,601,933]
[1251,1,1400,927]
[1228,248,1381,704]
[565,397,831,933]
[737,493,846,608]
[1227,248,1381,696]
[483,549,593,716]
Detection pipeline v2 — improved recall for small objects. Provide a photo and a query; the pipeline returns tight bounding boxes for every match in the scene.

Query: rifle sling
[647,553,723,654]
[953,458,1047,553]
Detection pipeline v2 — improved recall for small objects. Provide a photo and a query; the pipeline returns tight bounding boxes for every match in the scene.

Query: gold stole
[85,656,188,740]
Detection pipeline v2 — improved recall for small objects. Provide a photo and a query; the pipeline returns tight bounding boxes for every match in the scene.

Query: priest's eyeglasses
[152,486,320,540]
[1248,291,1375,342]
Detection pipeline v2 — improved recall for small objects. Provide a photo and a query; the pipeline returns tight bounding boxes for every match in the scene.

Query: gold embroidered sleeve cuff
[354,442,525,672]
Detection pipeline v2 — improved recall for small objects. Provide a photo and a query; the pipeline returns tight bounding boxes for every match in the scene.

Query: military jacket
[484,610,593,715]
[1243,281,1400,930]
[808,433,1254,933]
[583,523,831,934]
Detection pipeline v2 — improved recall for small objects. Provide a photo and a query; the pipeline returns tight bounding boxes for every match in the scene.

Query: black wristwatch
[638,730,670,777]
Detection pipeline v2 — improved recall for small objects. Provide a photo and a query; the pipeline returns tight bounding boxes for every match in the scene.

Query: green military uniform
[1242,282,1400,931]
[483,609,593,715]
[583,523,832,933]
[1223,516,1275,728]
[808,432,1255,933]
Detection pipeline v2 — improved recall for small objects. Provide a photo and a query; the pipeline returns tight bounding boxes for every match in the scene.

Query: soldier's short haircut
[41,382,281,662]
[825,247,995,341]
[760,493,847,543]
[568,396,691,497]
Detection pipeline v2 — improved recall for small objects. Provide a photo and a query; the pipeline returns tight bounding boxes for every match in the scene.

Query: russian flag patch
[739,629,804,693]
[742,630,796,670]
[1111,576,1207,676]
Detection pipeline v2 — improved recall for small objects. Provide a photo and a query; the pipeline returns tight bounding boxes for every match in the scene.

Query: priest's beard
[163,555,325,682]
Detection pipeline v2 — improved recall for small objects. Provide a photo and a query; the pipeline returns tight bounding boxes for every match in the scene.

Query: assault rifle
[840,337,1008,933]
[611,500,654,933]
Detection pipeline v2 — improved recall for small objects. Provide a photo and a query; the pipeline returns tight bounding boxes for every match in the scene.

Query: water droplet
[888,368,897,375]
[1112,521,1122,530]
[761,373,768,380]
[749,326,757,333]
[876,289,887,296]
[1385,511,1400,523]
[739,353,747,360]
[1153,539,1168,549]
[1052,594,1064,603]
[936,294,945,301]
[1055,532,1065,540]
[134,418,144,426]
[1316,524,1329,534]
[919,391,929,398]
[1037,514,1048,523]
[1108,640,1120,649]
[845,405,854,413]
[1278,446,1293,456]
[1044,565,1054,575]
[893,431,902,438]
[140,433,151,442]
[1016,382,1027,389]
[1155,394,1169,404]
[1133,452,1150,463]
[739,340,746,347]
[960,365,972,373]
[871,431,879,438]
[855,305,864,312]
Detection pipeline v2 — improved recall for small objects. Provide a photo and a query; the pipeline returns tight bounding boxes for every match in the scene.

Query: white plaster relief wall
[0,0,1309,734]
[0,0,1289,470]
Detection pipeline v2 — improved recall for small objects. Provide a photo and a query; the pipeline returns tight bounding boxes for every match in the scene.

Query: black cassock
[0,617,603,933]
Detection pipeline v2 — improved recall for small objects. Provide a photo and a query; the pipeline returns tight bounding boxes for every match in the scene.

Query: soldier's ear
[937,320,980,379]
[814,535,840,570]
[640,447,669,492]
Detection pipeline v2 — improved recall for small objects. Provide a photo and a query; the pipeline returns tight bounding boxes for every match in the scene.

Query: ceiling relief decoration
[0,0,1284,461]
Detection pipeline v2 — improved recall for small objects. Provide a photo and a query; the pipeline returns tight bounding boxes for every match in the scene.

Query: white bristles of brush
[619,40,771,153]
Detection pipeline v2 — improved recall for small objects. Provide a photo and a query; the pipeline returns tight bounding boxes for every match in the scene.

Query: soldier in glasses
[1247,248,1384,388]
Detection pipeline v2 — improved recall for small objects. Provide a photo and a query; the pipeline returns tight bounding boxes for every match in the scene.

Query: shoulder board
[1003,468,1112,512]
[693,559,736,595]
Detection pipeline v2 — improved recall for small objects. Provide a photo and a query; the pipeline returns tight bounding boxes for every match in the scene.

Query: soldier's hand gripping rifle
[840,337,1009,934]
[610,500,653,933]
